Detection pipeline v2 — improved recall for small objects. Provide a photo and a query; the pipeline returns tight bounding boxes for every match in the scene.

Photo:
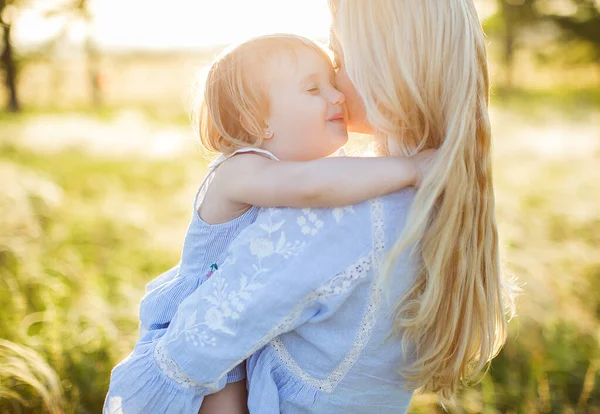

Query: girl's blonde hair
[194,34,332,154]
[329,0,516,402]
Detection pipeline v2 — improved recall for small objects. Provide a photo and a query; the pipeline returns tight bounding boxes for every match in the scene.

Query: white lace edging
[271,198,385,393]
[154,340,220,391]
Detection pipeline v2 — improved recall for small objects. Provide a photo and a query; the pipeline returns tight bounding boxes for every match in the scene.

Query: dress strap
[194,148,280,209]
[208,147,280,169]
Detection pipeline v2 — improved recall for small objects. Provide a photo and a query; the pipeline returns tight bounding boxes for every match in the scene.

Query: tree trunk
[85,35,102,108]
[500,0,516,89]
[1,6,20,112]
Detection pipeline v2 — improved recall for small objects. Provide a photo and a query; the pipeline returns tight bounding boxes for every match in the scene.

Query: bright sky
[14,0,333,51]
[13,0,496,51]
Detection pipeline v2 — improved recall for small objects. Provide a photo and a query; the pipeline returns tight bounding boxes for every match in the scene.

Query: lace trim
[371,197,385,269]
[271,198,386,393]
[314,255,373,298]
[155,332,255,391]
[154,340,211,389]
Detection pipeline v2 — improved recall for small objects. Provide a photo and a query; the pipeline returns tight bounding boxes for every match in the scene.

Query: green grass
[491,86,600,121]
[1,102,599,412]
[0,141,208,413]
[0,103,193,126]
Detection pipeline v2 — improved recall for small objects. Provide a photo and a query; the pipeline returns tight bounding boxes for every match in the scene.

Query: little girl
[105,34,433,414]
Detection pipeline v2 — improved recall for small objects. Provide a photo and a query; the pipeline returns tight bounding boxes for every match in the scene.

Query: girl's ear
[264,126,274,139]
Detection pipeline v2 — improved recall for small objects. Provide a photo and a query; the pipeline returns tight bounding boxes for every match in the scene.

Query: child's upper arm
[219,153,294,207]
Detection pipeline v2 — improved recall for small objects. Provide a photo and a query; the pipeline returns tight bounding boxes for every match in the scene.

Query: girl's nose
[329,88,346,105]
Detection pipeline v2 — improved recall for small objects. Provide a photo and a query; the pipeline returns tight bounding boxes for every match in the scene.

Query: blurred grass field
[1,52,600,412]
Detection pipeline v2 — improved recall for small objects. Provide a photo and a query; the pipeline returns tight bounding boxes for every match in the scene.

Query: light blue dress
[104,175,418,413]
[136,147,280,383]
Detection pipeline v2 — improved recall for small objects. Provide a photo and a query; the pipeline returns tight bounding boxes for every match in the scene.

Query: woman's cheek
[334,69,351,99]
[335,69,370,134]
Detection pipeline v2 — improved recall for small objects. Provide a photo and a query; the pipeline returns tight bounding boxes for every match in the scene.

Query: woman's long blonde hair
[329,0,516,401]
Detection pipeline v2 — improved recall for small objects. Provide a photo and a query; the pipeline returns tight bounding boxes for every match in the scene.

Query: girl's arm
[220,151,434,208]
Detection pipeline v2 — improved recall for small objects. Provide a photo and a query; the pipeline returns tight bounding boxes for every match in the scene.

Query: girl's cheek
[320,95,330,113]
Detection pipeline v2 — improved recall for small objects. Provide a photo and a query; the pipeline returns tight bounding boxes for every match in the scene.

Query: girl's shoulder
[213,152,277,193]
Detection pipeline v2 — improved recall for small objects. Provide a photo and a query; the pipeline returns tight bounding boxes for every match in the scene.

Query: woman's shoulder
[229,189,417,261]
[262,198,374,232]
[378,188,417,241]
[288,188,416,231]
[252,188,416,236]
[380,187,417,214]
[215,201,374,264]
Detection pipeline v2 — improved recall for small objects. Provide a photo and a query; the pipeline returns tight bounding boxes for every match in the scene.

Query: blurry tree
[496,0,537,87]
[543,0,600,69]
[488,0,600,87]
[0,0,100,112]
[0,0,22,112]
[48,0,103,108]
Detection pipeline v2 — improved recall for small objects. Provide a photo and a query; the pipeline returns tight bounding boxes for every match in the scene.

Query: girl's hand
[410,149,437,188]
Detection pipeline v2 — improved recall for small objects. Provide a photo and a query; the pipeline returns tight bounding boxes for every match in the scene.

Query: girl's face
[262,47,348,161]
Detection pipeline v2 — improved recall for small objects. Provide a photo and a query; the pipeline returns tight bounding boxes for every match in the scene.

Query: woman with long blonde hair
[104,1,515,412]
[328,0,517,400]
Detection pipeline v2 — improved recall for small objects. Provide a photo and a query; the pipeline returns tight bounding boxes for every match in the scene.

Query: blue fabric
[105,189,418,414]
[137,187,260,383]
[139,205,260,330]
[136,148,279,386]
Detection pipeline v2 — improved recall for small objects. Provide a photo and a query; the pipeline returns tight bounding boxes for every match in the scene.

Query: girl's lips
[327,113,345,122]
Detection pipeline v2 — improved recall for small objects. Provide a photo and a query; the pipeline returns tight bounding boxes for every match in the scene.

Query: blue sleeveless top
[138,147,280,382]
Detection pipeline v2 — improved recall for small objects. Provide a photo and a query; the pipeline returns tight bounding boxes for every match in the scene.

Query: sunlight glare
[15,0,332,50]
[14,0,495,51]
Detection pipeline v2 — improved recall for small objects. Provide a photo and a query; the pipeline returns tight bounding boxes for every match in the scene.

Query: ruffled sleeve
[137,264,182,338]
[104,340,207,414]
[104,202,374,413]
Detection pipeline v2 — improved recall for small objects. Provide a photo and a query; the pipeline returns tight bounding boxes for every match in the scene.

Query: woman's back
[246,188,418,413]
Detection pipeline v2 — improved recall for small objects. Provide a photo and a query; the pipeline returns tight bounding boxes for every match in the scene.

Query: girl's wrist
[396,156,418,186]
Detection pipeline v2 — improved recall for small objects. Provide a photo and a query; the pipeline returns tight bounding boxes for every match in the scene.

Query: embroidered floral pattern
[297,208,325,236]
[178,310,217,347]
[249,238,274,258]
[332,205,355,223]
[168,208,306,351]
[169,270,265,349]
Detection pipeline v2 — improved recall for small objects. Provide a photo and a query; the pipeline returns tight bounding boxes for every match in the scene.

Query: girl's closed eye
[307,85,321,94]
